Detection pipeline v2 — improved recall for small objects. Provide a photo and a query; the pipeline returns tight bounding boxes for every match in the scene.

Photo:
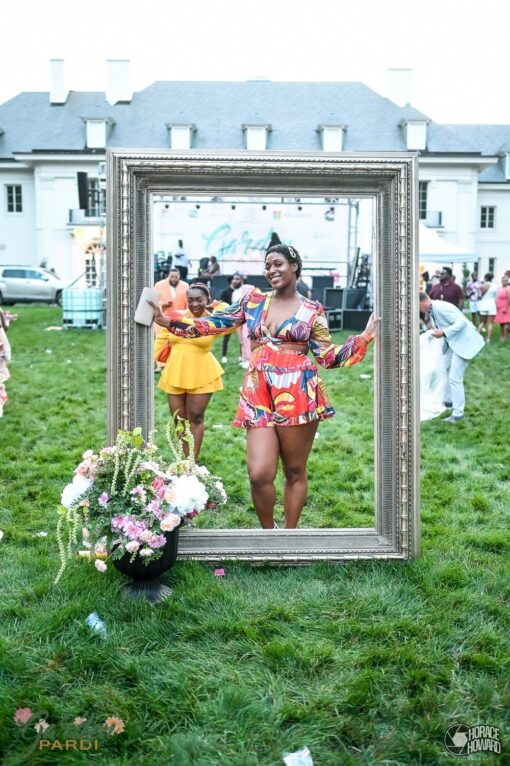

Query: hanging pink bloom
[95,559,107,572]
[151,477,165,491]
[98,492,109,507]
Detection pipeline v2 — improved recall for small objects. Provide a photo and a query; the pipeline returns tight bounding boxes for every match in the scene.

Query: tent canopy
[419,222,476,264]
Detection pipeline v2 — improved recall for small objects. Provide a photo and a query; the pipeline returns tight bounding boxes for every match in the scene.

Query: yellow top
[154,310,225,392]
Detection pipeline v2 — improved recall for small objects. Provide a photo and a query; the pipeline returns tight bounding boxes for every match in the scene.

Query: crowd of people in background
[422,266,510,343]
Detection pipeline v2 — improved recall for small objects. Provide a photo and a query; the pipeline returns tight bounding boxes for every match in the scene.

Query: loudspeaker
[342,309,371,331]
[77,172,88,210]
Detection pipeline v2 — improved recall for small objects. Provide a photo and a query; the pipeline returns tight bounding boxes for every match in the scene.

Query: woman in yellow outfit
[154,282,229,459]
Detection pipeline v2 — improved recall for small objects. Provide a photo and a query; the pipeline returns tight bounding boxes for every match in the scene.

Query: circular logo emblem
[444,724,470,756]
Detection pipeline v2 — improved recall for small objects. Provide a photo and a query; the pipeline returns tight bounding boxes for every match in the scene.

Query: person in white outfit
[419,292,485,423]
[477,273,498,342]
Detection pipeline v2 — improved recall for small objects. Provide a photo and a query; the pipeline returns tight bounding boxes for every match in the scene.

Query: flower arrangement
[55,419,227,583]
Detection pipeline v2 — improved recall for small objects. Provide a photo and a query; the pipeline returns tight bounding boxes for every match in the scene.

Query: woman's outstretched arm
[148,294,248,338]
[309,306,380,368]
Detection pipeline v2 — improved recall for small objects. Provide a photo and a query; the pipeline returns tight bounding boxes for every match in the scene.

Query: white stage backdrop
[152,199,358,279]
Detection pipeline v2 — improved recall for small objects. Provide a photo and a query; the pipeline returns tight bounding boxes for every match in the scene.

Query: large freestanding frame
[107,150,420,563]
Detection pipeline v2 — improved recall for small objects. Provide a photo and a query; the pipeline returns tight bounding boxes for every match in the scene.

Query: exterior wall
[476,185,510,278]
[32,160,104,282]
[0,166,37,266]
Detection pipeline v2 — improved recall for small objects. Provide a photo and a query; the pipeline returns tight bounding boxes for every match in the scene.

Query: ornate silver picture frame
[106,150,420,563]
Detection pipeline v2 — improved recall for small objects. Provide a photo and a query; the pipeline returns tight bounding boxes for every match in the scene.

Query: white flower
[164,474,208,516]
[0,530,4,541]
[94,559,107,572]
[139,547,154,557]
[195,465,210,477]
[82,527,90,539]
[82,449,94,460]
[61,474,93,509]
[160,513,181,532]
[214,480,228,503]
[125,540,140,554]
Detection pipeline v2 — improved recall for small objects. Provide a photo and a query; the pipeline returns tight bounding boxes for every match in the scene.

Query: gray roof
[440,125,510,182]
[0,81,509,174]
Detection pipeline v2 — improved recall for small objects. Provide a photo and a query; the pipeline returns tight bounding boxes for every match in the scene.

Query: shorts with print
[232,345,335,428]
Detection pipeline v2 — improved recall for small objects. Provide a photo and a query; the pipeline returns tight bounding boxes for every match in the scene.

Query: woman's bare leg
[276,420,319,529]
[185,393,213,460]
[168,393,189,454]
[478,316,487,334]
[487,317,494,342]
[501,323,508,341]
[246,428,280,528]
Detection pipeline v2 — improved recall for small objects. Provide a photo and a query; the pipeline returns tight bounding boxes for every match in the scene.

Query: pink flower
[74,716,87,726]
[139,529,153,543]
[164,487,177,504]
[79,498,90,508]
[149,534,166,549]
[125,540,140,554]
[151,477,165,491]
[157,485,168,500]
[14,708,33,725]
[214,568,226,577]
[160,514,181,532]
[111,514,128,531]
[98,492,109,507]
[187,510,198,519]
[95,559,107,572]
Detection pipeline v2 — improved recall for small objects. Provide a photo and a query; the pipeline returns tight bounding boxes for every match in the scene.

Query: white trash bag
[420,330,447,421]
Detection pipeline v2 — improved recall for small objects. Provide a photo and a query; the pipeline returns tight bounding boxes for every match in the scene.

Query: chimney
[106,59,132,105]
[387,67,412,107]
[50,59,68,105]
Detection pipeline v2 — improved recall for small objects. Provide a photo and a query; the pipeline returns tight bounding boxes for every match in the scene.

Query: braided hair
[265,244,303,279]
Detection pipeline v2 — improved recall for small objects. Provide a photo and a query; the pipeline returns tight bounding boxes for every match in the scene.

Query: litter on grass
[282,747,313,765]
[214,568,225,577]
[45,326,63,331]
[359,373,371,379]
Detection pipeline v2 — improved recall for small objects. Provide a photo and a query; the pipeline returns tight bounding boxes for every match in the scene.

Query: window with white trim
[168,125,193,150]
[505,153,510,180]
[480,206,495,229]
[244,126,268,151]
[5,184,22,213]
[86,119,109,149]
[87,178,106,217]
[418,181,428,220]
[320,126,344,152]
[488,257,496,274]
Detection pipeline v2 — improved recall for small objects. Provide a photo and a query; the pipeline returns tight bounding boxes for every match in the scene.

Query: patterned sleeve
[309,304,370,368]
[167,294,248,338]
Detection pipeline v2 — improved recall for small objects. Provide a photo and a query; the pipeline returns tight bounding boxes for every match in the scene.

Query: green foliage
[0,307,509,765]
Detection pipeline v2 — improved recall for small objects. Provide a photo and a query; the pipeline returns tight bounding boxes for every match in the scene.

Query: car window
[25,269,47,280]
[2,269,26,278]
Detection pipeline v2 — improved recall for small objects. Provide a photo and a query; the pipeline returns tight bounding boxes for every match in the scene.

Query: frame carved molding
[106,150,420,562]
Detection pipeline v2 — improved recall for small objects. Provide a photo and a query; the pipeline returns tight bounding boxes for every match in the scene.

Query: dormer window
[243,125,270,151]
[318,125,346,152]
[401,119,428,151]
[167,124,195,150]
[505,153,510,181]
[84,118,114,149]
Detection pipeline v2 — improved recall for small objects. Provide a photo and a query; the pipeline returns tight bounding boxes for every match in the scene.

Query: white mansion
[0,60,509,282]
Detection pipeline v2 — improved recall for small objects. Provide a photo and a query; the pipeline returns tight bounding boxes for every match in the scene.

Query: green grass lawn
[0,307,509,765]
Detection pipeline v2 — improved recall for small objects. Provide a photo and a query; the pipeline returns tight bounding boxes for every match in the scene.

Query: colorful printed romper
[168,288,370,428]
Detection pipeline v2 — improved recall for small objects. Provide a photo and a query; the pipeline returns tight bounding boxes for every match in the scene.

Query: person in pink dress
[495,274,510,342]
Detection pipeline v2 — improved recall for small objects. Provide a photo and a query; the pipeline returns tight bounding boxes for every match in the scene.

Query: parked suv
[0,266,63,305]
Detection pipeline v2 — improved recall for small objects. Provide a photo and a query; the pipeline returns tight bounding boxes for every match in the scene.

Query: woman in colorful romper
[150,244,380,529]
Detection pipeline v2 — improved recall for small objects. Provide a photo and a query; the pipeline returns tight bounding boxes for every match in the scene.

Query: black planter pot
[112,524,181,603]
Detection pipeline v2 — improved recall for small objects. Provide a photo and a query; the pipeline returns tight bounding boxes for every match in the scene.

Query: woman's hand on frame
[147,300,170,328]
[363,312,381,340]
